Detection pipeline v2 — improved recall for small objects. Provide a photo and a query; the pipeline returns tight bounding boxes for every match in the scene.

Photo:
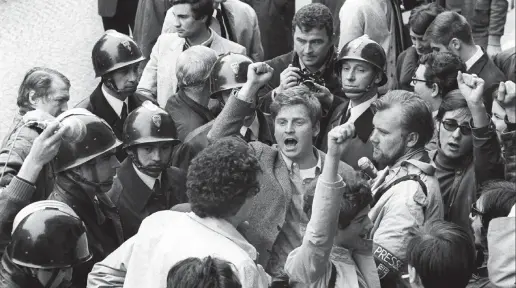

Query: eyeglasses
[410,77,432,86]
[471,202,484,217]
[441,119,472,135]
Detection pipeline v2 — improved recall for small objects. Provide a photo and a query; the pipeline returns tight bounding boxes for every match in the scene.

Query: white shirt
[465,45,484,70]
[101,84,128,118]
[133,163,162,190]
[239,112,260,141]
[281,148,322,180]
[87,211,270,288]
[346,95,378,123]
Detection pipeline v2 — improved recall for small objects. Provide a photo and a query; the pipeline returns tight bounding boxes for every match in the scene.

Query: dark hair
[407,220,476,288]
[479,180,516,229]
[270,85,322,125]
[372,90,434,148]
[170,0,214,27]
[292,3,333,39]
[408,3,445,35]
[167,257,242,288]
[17,67,70,111]
[435,89,470,121]
[424,11,474,46]
[187,137,261,218]
[419,52,466,96]
[303,172,372,229]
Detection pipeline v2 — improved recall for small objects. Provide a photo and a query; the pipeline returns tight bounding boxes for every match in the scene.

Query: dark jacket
[396,46,419,92]
[48,175,125,288]
[493,47,516,82]
[0,113,54,203]
[436,0,508,49]
[75,84,151,161]
[107,159,187,239]
[319,100,375,170]
[431,120,504,232]
[0,252,46,288]
[176,109,275,170]
[502,119,516,182]
[467,52,507,113]
[257,50,345,148]
[164,90,215,142]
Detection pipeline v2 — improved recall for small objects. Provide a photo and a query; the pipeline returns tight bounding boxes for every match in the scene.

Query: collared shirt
[87,211,270,288]
[101,84,128,118]
[240,112,260,141]
[133,163,162,190]
[183,29,214,50]
[346,95,378,124]
[465,45,484,70]
[280,148,322,180]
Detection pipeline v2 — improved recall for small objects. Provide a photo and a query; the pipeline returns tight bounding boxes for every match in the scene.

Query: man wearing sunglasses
[431,72,504,239]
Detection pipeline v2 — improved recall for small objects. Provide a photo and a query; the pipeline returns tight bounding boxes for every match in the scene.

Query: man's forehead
[409,29,424,38]
[171,3,192,14]
[442,108,472,123]
[276,104,311,118]
[293,26,328,40]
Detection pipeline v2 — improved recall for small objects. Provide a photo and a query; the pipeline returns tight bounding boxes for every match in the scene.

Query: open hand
[327,122,355,157]
[457,71,485,105]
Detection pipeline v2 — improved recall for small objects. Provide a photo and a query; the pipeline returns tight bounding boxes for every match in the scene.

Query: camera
[297,70,325,92]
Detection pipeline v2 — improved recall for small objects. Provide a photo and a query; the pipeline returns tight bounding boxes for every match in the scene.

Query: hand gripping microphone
[28,116,87,144]
[358,157,378,180]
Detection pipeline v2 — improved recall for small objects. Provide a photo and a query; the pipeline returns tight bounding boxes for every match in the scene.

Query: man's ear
[406,132,419,148]
[408,265,421,285]
[431,83,440,97]
[312,121,320,138]
[28,91,39,106]
[374,72,382,85]
[450,38,461,51]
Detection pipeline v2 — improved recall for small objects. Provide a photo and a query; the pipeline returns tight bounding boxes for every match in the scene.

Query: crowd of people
[0,0,514,287]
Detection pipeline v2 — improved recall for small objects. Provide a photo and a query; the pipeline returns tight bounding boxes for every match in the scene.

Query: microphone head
[358,157,372,170]
[60,117,87,144]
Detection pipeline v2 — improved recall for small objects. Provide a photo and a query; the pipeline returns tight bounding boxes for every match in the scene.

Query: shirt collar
[239,112,260,140]
[101,84,127,117]
[281,147,322,180]
[298,49,333,75]
[185,212,258,260]
[184,28,214,50]
[347,95,378,123]
[133,163,162,190]
[465,45,484,70]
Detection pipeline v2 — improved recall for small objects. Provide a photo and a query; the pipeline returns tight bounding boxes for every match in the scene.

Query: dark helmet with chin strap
[123,101,180,174]
[92,30,145,95]
[8,200,92,270]
[336,35,388,89]
[210,53,253,99]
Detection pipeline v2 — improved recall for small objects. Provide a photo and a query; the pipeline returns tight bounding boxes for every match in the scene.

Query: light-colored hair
[270,85,322,125]
[176,46,218,90]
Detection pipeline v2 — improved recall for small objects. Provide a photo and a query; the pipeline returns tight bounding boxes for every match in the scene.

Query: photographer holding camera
[256,4,345,147]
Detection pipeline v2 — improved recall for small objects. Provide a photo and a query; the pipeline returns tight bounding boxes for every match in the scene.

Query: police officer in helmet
[320,35,387,170]
[0,201,91,288]
[77,30,152,162]
[107,101,187,239]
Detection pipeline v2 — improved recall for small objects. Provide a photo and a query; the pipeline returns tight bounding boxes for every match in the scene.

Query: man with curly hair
[208,62,358,279]
[87,137,270,288]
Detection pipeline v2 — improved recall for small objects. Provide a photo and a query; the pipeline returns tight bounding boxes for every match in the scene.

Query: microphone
[358,157,378,180]
[27,116,87,144]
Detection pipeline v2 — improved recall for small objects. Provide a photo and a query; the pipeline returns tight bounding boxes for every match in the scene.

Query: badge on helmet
[210,53,253,98]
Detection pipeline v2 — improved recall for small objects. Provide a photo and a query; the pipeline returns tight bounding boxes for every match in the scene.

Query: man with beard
[367,90,444,287]
[0,67,70,202]
[207,62,358,279]
[256,3,344,148]
[108,102,187,239]
[76,30,150,161]
[320,35,387,170]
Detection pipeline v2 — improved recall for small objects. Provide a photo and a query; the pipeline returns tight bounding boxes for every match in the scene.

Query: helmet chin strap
[68,168,113,194]
[341,72,378,95]
[104,77,136,98]
[128,149,171,176]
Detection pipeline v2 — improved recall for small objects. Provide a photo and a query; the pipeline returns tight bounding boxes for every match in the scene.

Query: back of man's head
[409,3,445,35]
[292,3,333,39]
[176,46,218,90]
[419,52,466,97]
[424,11,474,47]
[187,137,261,219]
[407,220,475,288]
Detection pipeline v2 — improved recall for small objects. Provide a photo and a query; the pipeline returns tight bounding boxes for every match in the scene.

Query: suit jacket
[493,47,516,82]
[467,52,507,113]
[161,0,263,62]
[320,101,375,171]
[436,0,508,48]
[107,159,187,239]
[137,30,246,107]
[98,0,118,17]
[75,83,150,161]
[487,217,516,287]
[208,95,359,268]
[396,46,418,91]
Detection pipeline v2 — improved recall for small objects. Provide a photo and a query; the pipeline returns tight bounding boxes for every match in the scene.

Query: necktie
[244,128,253,142]
[341,108,352,125]
[121,102,128,124]
[215,9,227,39]
[153,179,162,195]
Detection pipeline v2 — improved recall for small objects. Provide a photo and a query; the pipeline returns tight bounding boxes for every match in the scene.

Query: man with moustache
[366,90,444,287]
[208,62,359,279]
[77,30,151,161]
[320,35,387,170]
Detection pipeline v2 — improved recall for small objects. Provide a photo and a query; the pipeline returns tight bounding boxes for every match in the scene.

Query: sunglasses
[471,202,485,217]
[442,119,472,135]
